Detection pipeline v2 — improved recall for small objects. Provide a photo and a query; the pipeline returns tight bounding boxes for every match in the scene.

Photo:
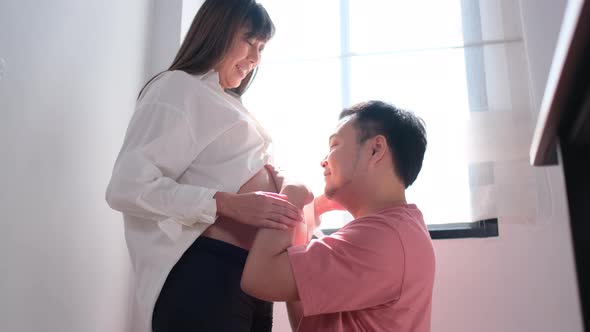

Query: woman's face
[216,27,266,89]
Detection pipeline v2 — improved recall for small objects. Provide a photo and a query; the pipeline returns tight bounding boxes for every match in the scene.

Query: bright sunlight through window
[182,0,476,229]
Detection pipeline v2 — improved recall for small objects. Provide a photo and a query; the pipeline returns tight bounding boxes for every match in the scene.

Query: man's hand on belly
[281,184,314,211]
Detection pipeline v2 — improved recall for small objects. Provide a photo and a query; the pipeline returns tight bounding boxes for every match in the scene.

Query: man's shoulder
[377,203,423,218]
[374,204,426,230]
[346,204,423,227]
[338,204,430,248]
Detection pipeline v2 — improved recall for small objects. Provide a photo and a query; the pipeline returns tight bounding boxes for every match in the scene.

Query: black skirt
[152,236,273,332]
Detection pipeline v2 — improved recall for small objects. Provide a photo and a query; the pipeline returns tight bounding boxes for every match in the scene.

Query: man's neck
[345,189,407,219]
[339,172,407,219]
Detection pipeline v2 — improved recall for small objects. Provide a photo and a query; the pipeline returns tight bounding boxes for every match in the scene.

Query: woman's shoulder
[161,70,210,87]
[139,70,219,108]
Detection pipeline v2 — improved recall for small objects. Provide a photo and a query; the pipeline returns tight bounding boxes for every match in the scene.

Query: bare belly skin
[201,167,279,250]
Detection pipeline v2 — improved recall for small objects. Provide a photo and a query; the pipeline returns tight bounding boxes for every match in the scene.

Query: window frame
[321,0,500,239]
[321,219,499,240]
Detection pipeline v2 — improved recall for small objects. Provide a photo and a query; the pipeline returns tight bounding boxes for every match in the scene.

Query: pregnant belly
[201,167,279,250]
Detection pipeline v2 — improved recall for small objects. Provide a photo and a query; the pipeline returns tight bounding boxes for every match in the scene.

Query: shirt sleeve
[106,101,232,228]
[287,216,405,316]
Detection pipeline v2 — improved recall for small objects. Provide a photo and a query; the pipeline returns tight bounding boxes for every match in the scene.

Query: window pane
[243,60,342,195]
[257,0,341,61]
[350,49,472,224]
[475,0,523,42]
[349,0,464,53]
[186,0,530,227]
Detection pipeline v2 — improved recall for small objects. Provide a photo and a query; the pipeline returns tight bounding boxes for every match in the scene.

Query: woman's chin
[219,77,242,89]
[228,79,243,89]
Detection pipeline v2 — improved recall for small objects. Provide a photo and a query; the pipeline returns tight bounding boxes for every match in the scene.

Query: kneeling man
[241,100,435,332]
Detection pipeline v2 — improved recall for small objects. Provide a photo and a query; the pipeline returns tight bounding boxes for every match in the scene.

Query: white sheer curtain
[181,0,548,228]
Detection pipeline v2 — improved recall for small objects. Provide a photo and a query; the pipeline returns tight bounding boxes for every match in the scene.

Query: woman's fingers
[266,212,299,227]
[227,191,303,229]
[273,202,303,222]
[264,192,289,200]
[260,219,289,230]
[262,192,302,220]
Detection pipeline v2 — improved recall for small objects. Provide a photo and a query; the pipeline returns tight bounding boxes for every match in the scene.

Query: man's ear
[369,135,387,162]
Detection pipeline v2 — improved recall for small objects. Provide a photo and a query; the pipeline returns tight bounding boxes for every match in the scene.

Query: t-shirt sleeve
[287,215,405,316]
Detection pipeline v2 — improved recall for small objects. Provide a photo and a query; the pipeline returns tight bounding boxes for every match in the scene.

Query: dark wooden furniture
[530,1,590,330]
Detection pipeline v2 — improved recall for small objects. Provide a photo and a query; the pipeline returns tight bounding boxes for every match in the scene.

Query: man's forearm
[240,184,311,301]
[248,183,311,262]
[251,226,294,257]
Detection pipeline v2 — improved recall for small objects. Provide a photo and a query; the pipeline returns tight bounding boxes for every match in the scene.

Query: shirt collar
[200,69,219,82]
[198,69,225,92]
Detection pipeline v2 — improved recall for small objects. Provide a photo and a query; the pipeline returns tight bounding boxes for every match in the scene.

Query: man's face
[321,117,367,200]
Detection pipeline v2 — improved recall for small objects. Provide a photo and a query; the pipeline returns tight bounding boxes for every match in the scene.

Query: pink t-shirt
[287,204,435,332]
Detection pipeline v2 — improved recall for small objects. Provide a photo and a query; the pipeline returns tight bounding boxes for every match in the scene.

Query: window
[181,0,539,237]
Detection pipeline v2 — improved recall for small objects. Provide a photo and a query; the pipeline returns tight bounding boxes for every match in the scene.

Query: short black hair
[339,100,427,188]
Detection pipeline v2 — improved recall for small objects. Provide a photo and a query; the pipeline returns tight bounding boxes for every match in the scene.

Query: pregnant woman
[105,1,309,331]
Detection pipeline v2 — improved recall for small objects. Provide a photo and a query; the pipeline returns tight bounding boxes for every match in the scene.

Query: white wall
[0,1,153,331]
[430,1,583,332]
[148,0,184,79]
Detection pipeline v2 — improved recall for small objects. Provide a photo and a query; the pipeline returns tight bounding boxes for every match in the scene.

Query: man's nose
[320,157,327,168]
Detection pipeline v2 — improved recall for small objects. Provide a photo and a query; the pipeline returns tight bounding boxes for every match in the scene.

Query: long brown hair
[139,0,274,99]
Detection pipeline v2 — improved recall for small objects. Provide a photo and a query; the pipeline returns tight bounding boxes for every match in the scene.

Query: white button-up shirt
[106,70,272,332]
